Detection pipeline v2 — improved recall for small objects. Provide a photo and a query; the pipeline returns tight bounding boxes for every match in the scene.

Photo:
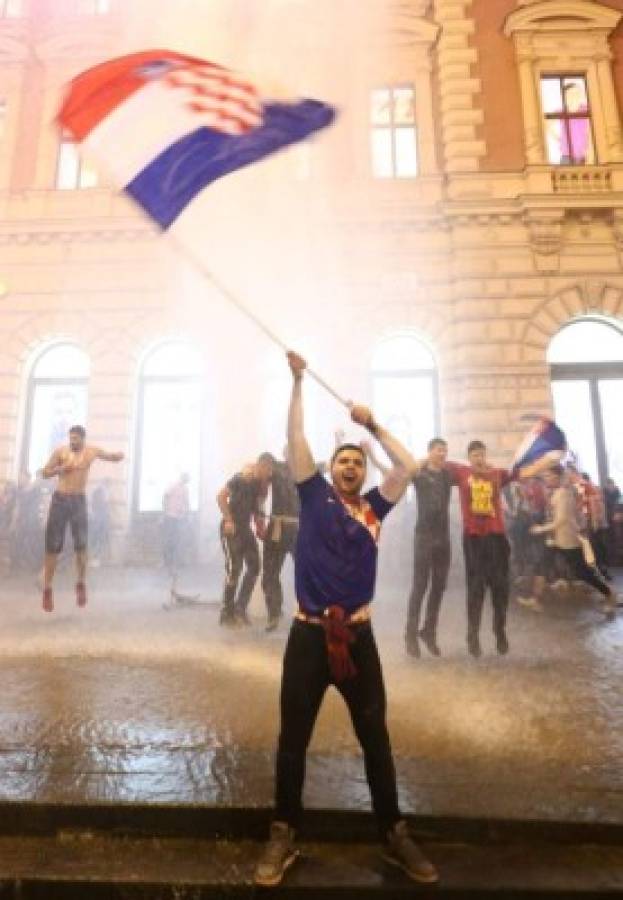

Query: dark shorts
[45,492,88,555]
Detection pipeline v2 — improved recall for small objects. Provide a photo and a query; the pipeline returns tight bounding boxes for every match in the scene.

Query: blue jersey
[294,472,394,616]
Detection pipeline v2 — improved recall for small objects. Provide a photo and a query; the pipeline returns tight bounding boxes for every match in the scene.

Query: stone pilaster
[434,0,486,173]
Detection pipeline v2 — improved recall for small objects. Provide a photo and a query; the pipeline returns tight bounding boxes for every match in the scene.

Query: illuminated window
[370,85,418,178]
[540,75,596,165]
[23,344,90,477]
[371,334,438,456]
[0,0,21,17]
[76,0,110,12]
[549,318,623,486]
[56,137,98,190]
[135,342,202,513]
[504,2,623,168]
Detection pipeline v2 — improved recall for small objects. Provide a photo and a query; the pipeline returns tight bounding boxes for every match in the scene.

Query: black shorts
[45,492,88,555]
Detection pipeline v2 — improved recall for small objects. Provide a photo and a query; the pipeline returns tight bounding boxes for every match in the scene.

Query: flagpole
[171,236,351,409]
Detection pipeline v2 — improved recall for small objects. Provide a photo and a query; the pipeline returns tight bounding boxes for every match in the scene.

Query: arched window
[135,341,202,513]
[548,317,623,486]
[23,343,90,476]
[371,334,439,456]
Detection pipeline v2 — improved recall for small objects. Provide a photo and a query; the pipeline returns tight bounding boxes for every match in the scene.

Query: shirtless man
[40,425,124,612]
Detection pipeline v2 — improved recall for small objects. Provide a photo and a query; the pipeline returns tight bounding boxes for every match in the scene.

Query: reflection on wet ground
[0,565,621,823]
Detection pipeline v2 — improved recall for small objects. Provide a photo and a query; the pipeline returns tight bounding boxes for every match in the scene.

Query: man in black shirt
[217,456,273,626]
[260,451,300,632]
[406,438,454,657]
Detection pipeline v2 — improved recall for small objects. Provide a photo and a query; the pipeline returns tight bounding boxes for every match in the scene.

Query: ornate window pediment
[505,1,622,35]
[504,0,623,167]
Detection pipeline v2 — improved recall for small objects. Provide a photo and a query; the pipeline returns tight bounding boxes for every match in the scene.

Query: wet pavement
[0,562,621,824]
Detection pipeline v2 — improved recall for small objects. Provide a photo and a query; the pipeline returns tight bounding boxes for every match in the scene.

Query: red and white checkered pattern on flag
[160,62,262,135]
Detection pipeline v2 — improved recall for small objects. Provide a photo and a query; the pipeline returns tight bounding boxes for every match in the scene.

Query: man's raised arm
[95,448,124,463]
[350,405,416,503]
[286,351,317,485]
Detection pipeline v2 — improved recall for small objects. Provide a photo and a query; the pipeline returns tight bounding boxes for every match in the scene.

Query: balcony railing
[551,167,612,194]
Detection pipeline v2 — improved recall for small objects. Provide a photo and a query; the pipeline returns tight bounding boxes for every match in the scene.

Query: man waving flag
[57,49,336,229]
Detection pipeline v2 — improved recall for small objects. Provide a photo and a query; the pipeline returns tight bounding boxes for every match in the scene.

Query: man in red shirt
[446,440,545,658]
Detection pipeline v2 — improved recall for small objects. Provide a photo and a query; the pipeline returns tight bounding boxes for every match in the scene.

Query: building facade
[0,0,622,561]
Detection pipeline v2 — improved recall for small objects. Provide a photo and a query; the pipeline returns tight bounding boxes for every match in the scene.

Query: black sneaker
[254,821,298,887]
[382,820,438,884]
[419,629,441,657]
[467,635,482,658]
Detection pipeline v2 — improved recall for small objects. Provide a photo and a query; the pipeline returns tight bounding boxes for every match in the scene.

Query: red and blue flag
[57,49,336,229]
[512,417,567,471]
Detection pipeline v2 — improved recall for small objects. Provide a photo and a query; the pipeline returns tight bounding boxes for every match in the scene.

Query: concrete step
[1,801,622,847]
[0,832,621,899]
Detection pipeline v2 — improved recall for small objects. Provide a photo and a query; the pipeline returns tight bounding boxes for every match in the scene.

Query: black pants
[546,547,611,597]
[590,529,610,575]
[462,533,510,642]
[262,523,297,619]
[406,531,450,639]
[275,619,401,836]
[220,524,259,615]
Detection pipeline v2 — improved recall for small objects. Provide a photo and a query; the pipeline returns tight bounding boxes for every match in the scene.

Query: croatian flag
[57,49,336,229]
[512,417,567,471]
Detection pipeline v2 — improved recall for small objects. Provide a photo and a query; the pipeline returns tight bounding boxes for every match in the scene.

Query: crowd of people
[0,351,621,888]
[2,427,620,649]
[213,433,622,660]
[504,465,620,615]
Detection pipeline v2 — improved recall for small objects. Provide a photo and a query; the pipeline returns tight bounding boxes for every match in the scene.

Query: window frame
[133,345,203,517]
[540,73,597,166]
[504,0,623,168]
[370,334,441,458]
[548,318,623,485]
[55,137,99,191]
[21,345,90,477]
[370,83,419,180]
[0,0,21,17]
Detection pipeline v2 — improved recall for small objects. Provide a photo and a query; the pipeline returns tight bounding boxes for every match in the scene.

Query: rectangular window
[56,138,99,190]
[370,85,418,178]
[75,0,110,12]
[540,74,596,166]
[551,380,599,483]
[138,381,201,512]
[0,0,21,16]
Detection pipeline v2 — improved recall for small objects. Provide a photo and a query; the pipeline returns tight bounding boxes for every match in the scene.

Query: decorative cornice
[0,226,158,245]
[504,0,622,37]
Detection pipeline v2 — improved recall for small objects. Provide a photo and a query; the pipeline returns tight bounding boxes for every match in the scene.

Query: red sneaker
[42,587,53,613]
[76,582,87,608]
